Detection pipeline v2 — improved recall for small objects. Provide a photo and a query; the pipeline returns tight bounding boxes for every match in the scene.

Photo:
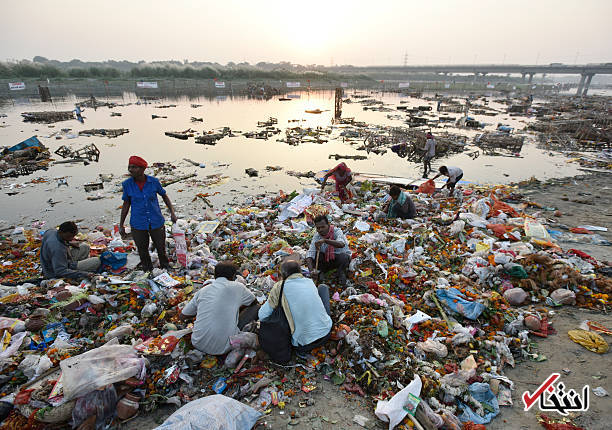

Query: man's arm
[119,200,131,238]
[161,194,178,223]
[50,248,88,279]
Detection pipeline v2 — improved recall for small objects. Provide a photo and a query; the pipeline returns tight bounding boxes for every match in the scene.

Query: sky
[1,0,611,66]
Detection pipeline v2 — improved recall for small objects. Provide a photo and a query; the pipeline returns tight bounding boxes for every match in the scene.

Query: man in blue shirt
[258,258,332,355]
[119,155,178,271]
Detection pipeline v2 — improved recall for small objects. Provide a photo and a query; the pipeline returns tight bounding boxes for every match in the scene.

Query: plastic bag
[60,343,146,400]
[18,355,40,380]
[104,324,133,341]
[524,220,552,241]
[436,288,485,320]
[568,329,609,354]
[503,287,528,306]
[417,179,436,195]
[155,394,262,430]
[229,332,258,350]
[224,349,244,368]
[471,198,491,218]
[374,375,422,430]
[172,224,188,267]
[416,339,448,358]
[449,220,465,236]
[72,384,117,429]
[457,383,499,424]
[550,289,576,305]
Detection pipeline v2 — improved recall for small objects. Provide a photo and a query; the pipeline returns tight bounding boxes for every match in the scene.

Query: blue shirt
[122,175,166,230]
[258,274,332,347]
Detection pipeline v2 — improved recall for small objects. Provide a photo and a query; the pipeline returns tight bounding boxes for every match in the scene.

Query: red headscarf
[128,156,148,168]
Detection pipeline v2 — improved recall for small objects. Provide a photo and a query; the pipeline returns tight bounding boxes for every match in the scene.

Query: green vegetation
[0,61,371,82]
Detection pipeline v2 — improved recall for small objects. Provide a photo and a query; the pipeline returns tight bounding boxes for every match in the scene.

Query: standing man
[119,155,178,271]
[432,166,463,193]
[40,221,100,279]
[305,215,352,286]
[422,132,436,178]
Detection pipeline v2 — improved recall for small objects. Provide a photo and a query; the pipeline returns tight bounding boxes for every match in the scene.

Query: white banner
[286,82,300,88]
[214,81,226,88]
[136,81,158,89]
[8,82,25,90]
[398,82,410,88]
[444,83,451,89]
[486,84,495,89]
[340,82,348,88]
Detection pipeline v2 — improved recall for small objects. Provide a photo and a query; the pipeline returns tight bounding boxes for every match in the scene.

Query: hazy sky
[2,0,611,66]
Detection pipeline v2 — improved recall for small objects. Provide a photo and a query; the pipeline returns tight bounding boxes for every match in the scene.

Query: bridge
[332,63,612,96]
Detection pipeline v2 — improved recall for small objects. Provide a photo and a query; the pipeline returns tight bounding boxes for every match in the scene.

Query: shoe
[422,174,429,179]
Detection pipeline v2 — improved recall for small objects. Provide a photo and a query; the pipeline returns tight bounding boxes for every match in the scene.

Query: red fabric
[569,227,593,234]
[128,155,148,168]
[568,248,598,264]
[417,179,436,195]
[135,178,146,191]
[324,224,336,262]
[332,163,352,202]
[489,193,519,217]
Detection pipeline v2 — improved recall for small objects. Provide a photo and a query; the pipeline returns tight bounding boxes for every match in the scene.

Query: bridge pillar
[576,74,586,95]
[528,73,534,84]
[582,74,594,96]
[521,73,526,82]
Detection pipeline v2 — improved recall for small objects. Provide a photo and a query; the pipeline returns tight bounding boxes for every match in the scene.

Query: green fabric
[505,264,528,279]
[387,192,408,218]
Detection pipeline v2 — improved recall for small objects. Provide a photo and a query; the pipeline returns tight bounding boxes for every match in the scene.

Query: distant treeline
[0,62,372,81]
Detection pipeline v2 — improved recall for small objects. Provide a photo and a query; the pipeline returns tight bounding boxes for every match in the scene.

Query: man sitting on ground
[40,221,100,280]
[305,215,352,286]
[180,261,259,355]
[258,258,332,356]
[384,185,417,219]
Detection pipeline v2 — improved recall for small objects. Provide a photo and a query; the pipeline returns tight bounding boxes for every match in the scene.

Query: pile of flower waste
[0,179,610,429]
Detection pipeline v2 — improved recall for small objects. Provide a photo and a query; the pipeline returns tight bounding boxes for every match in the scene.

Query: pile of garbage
[0,136,51,178]
[0,179,610,429]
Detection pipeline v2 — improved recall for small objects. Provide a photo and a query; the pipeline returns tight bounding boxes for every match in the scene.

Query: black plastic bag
[258,280,292,364]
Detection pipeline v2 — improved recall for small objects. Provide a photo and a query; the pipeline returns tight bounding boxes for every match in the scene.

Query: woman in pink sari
[321,162,353,203]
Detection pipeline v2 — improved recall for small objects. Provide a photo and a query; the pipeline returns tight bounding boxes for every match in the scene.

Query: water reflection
[0,89,582,227]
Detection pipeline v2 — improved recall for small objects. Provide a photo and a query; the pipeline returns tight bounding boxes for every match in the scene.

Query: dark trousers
[295,285,332,354]
[315,252,350,282]
[423,156,433,176]
[238,303,261,330]
[395,197,417,219]
[447,173,464,191]
[132,226,169,271]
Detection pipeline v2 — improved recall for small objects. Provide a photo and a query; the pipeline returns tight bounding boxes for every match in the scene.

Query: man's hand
[119,225,127,239]
[315,239,326,250]
[170,213,178,223]
[310,269,320,280]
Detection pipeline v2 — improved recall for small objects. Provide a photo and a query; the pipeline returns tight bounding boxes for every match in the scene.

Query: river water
[0,90,581,228]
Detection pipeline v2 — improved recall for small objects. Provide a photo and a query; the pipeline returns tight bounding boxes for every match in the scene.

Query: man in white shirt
[432,166,464,192]
[422,132,436,178]
[180,261,259,355]
[305,215,351,286]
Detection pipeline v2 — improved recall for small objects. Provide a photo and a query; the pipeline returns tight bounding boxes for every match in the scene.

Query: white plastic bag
[155,394,262,430]
[60,343,146,400]
[172,224,188,267]
[374,375,422,430]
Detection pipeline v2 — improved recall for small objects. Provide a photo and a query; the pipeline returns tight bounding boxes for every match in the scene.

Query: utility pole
[403,52,408,67]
